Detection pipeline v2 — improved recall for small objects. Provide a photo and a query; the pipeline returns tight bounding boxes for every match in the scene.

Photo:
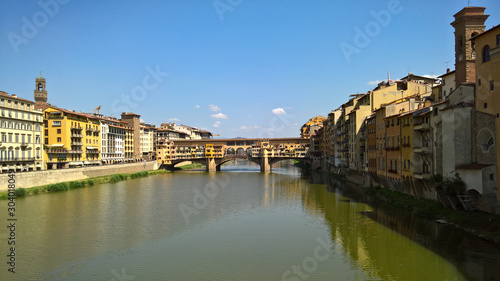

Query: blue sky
[1,0,499,138]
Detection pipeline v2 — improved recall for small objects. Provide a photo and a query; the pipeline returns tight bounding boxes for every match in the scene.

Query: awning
[86,146,98,149]
[47,144,65,148]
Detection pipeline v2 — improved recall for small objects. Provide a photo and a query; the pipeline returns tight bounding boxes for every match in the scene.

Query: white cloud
[209,105,221,112]
[168,118,180,122]
[272,108,286,115]
[194,105,200,108]
[213,121,221,128]
[233,125,262,131]
[211,113,228,119]
[368,80,383,85]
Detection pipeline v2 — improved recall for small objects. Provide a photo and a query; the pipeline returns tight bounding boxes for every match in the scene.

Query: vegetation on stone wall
[0,169,171,200]
[366,186,500,244]
[430,173,467,195]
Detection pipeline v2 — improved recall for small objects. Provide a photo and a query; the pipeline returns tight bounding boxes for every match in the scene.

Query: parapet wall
[0,161,158,191]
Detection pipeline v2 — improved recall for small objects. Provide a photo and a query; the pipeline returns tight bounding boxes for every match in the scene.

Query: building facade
[0,91,44,172]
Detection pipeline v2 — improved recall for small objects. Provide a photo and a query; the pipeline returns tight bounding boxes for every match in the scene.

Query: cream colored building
[0,91,44,172]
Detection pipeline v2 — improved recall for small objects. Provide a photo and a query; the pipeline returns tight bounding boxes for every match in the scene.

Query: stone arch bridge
[157,137,311,172]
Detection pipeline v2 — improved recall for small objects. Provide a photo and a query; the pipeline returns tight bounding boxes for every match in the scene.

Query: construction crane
[93,105,101,115]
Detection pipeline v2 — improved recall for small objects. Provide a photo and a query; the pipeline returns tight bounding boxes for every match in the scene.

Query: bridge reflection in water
[156,137,311,172]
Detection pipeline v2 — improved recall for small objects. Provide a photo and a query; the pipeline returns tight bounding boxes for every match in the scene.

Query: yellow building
[472,24,500,203]
[399,110,415,181]
[123,123,134,162]
[300,116,327,138]
[369,80,432,112]
[42,106,101,169]
[0,91,44,172]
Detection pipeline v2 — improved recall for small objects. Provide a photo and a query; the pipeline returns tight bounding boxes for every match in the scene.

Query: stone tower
[121,112,141,160]
[451,7,489,87]
[34,72,48,103]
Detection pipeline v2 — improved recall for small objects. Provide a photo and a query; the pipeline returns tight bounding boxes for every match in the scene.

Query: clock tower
[34,72,48,103]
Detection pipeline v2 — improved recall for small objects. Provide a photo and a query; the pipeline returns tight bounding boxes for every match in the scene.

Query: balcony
[414,172,431,180]
[20,141,29,147]
[414,122,430,131]
[68,150,83,154]
[46,148,68,154]
[71,125,83,130]
[71,133,83,138]
[72,142,83,146]
[0,157,36,162]
[414,146,430,154]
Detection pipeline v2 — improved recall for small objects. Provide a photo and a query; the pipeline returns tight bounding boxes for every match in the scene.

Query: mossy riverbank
[0,169,172,200]
[365,186,500,244]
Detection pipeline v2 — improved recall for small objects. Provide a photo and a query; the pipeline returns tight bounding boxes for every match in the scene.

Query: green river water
[0,160,498,280]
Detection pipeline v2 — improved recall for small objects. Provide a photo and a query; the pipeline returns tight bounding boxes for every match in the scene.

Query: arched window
[38,83,43,91]
[483,45,491,63]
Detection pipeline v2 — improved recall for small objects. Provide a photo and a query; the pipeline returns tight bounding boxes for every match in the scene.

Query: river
[1,160,498,280]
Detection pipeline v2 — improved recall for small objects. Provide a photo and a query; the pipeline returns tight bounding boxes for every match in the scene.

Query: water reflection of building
[302,172,500,281]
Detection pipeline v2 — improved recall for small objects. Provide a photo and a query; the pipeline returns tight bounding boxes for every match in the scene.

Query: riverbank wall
[313,159,499,214]
[0,161,158,191]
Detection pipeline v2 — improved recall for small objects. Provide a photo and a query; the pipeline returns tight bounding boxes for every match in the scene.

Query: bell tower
[451,7,489,87]
[34,72,47,103]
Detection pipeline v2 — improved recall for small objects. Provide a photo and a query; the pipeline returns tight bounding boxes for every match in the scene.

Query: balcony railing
[414,123,430,131]
[0,157,36,161]
[46,149,68,153]
[414,172,431,180]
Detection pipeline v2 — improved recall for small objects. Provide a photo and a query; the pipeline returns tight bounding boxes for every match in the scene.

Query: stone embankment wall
[0,161,158,191]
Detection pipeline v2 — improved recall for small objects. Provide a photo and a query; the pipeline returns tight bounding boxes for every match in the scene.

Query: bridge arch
[227,147,235,155]
[236,147,245,155]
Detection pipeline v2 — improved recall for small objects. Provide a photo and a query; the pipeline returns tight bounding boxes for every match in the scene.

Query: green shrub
[109,174,128,183]
[0,193,7,200]
[14,188,27,197]
[46,182,69,192]
[86,179,95,186]
[31,187,40,195]
[130,171,148,179]
[69,181,85,189]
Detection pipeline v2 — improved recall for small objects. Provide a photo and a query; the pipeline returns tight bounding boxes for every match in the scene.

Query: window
[52,121,61,127]
[45,138,48,145]
[490,80,495,91]
[491,174,495,181]
[57,137,61,142]
[497,34,500,46]
[478,79,481,86]
[483,45,491,62]
[484,103,488,109]
[57,129,61,134]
